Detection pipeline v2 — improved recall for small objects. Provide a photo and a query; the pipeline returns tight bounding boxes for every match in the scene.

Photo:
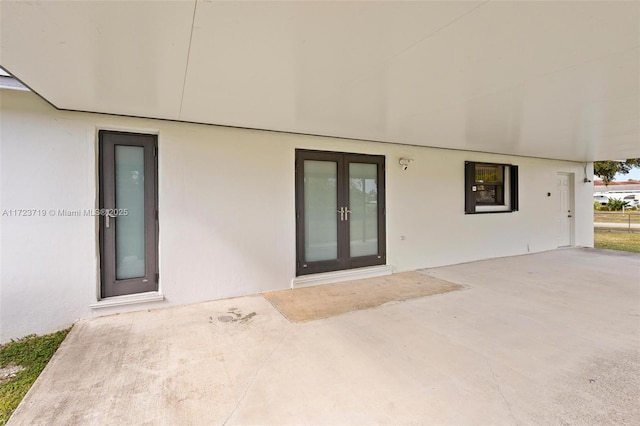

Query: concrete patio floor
[10,248,640,425]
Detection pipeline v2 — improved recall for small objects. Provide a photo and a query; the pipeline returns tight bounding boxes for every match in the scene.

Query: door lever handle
[345,208,352,220]
[337,207,345,221]
[105,211,117,228]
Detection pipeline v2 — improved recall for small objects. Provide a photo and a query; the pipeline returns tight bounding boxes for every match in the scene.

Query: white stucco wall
[0,89,594,342]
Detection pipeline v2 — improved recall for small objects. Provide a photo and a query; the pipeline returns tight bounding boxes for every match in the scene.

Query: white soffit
[0,1,196,119]
[1,0,639,161]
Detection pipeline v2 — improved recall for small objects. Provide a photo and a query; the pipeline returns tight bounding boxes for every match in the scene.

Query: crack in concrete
[222,331,289,425]
[485,357,519,426]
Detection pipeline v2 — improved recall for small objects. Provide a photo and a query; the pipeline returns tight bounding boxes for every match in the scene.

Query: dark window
[465,162,518,214]
[474,164,504,205]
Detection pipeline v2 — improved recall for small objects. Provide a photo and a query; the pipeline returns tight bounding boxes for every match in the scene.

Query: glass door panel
[115,145,146,279]
[349,163,378,257]
[304,160,338,262]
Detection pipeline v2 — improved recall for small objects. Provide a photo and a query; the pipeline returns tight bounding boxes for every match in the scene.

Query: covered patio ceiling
[1,0,638,162]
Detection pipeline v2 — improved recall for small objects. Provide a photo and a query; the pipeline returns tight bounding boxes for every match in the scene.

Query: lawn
[594,211,640,224]
[594,229,640,253]
[0,329,70,425]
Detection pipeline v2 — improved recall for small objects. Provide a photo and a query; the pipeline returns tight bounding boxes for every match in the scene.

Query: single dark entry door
[295,150,386,276]
[99,131,158,297]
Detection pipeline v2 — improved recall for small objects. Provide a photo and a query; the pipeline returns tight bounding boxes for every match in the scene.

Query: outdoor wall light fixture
[399,158,414,171]
[583,163,592,183]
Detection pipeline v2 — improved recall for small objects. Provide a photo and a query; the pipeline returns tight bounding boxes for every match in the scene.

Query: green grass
[594,229,640,253]
[0,329,70,425]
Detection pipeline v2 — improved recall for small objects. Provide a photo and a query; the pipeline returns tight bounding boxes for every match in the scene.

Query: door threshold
[90,291,164,309]
[291,265,393,289]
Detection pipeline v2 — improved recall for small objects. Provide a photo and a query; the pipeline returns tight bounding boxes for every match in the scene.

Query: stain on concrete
[240,312,256,322]
[217,311,257,324]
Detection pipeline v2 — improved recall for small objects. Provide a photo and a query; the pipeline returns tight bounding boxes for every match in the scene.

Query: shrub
[606,197,630,211]
[594,201,606,211]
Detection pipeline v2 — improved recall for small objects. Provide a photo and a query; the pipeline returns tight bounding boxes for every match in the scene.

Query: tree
[593,159,640,184]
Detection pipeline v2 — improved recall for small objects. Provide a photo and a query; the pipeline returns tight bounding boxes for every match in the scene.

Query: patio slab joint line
[485,356,519,425]
[221,330,290,425]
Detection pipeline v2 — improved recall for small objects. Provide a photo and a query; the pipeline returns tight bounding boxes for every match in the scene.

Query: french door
[295,150,386,276]
[99,130,158,298]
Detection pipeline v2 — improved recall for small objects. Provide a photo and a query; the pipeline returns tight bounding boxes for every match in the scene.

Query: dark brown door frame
[295,149,386,276]
[99,130,158,298]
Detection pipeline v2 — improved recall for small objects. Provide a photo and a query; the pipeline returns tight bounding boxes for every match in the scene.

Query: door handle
[568,215,572,218]
[337,207,352,221]
[105,211,117,228]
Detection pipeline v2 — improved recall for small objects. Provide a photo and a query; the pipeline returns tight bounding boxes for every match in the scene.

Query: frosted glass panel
[304,160,338,262]
[349,163,378,257]
[115,145,146,279]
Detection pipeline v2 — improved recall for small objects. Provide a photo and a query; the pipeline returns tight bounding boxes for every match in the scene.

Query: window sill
[476,205,511,213]
[465,210,517,216]
[90,291,164,309]
[466,210,516,215]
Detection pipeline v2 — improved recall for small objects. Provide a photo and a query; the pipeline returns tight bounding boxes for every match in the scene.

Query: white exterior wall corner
[0,89,593,342]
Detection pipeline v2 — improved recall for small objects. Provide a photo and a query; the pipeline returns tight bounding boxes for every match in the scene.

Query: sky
[613,167,640,181]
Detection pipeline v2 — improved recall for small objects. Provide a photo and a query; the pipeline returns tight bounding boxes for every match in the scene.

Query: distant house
[594,180,640,193]
[1,1,638,342]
